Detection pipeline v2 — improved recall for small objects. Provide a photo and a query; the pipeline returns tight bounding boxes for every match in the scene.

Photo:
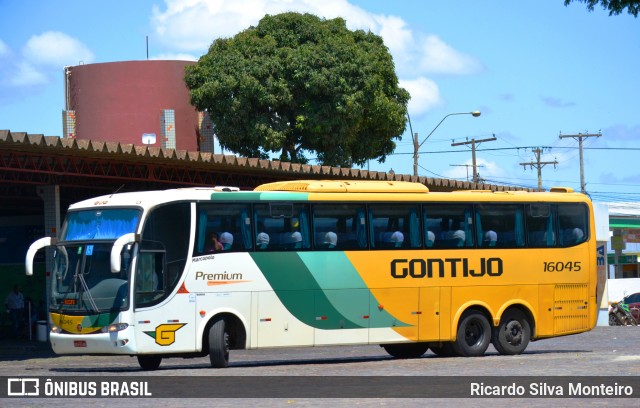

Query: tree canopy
[185,12,409,167]
[564,0,639,17]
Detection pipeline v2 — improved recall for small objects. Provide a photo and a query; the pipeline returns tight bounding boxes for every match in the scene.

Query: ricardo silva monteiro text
[470,382,634,397]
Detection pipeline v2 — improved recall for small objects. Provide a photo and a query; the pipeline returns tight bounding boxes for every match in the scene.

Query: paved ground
[0,326,639,407]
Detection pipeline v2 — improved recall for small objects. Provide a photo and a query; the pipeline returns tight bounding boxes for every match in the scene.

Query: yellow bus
[26,180,596,370]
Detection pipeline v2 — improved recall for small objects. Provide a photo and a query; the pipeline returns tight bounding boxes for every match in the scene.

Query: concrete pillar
[36,185,61,331]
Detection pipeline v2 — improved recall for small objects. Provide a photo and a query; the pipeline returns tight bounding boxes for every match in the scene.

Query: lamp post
[412,111,481,177]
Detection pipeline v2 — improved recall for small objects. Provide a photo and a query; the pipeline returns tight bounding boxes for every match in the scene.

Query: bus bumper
[50,327,137,355]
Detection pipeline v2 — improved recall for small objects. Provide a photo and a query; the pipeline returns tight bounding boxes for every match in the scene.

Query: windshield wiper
[77,272,99,313]
[73,252,100,313]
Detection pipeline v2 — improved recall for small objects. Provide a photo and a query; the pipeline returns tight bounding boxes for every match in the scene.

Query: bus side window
[558,203,588,247]
[526,204,555,247]
[476,204,524,248]
[195,203,253,254]
[424,204,474,248]
[312,203,366,250]
[368,204,422,249]
[254,203,311,250]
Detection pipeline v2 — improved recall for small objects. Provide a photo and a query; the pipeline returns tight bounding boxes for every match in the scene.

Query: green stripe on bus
[210,192,309,201]
[299,252,408,328]
[250,252,408,329]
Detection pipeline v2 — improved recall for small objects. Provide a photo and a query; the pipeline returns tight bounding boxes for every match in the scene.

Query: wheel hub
[504,320,523,344]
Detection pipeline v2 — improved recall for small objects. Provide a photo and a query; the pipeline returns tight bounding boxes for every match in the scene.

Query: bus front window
[51,243,131,314]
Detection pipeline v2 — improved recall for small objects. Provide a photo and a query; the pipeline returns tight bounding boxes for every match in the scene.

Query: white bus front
[26,208,142,355]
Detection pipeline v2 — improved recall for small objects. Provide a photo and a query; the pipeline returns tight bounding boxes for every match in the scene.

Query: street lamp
[412,111,481,177]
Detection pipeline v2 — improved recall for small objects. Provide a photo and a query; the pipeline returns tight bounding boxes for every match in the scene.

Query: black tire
[382,342,429,359]
[137,355,162,371]
[452,311,491,357]
[609,313,621,326]
[612,310,627,326]
[492,309,531,355]
[209,318,230,368]
[429,342,458,357]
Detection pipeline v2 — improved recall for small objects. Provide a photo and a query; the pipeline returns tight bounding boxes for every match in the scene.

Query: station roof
[0,129,530,216]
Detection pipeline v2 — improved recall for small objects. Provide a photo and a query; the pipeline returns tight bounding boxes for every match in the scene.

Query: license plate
[74,340,87,348]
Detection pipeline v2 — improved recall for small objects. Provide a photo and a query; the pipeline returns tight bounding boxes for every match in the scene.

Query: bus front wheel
[452,311,491,357]
[209,318,230,368]
[382,342,429,359]
[492,309,531,355]
[137,355,162,371]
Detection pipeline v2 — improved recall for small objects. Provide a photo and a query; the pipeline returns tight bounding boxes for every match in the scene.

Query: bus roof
[254,180,429,193]
[66,181,587,211]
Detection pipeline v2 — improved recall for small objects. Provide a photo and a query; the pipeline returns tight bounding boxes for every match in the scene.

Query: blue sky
[1,0,639,201]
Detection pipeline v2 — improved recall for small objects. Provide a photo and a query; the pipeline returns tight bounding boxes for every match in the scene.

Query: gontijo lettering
[391,257,503,278]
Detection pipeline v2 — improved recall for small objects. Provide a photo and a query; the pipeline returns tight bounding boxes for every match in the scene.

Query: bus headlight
[51,325,62,334]
[100,323,129,333]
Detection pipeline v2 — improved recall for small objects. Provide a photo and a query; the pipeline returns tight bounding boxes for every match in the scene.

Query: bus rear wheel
[492,309,531,355]
[209,318,230,368]
[452,311,491,357]
[137,355,162,371]
[382,342,429,359]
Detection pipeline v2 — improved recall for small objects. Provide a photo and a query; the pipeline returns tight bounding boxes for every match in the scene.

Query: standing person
[5,284,25,339]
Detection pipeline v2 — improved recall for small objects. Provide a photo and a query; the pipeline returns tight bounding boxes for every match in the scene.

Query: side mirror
[25,237,57,276]
[111,233,140,273]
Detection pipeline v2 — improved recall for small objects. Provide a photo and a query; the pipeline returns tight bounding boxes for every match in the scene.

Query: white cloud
[22,31,94,67]
[5,61,48,87]
[399,77,443,118]
[149,0,481,115]
[150,0,480,71]
[418,35,483,75]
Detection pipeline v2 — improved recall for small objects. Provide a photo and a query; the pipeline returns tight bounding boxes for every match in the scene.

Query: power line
[390,145,637,157]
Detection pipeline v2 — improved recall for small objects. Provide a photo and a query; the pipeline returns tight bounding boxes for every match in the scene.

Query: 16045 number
[543,261,581,272]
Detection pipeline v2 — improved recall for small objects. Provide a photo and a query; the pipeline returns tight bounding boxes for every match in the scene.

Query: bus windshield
[51,208,140,314]
[51,242,131,314]
[62,208,141,241]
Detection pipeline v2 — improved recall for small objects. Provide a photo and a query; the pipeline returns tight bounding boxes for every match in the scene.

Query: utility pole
[519,147,558,191]
[559,132,602,194]
[451,135,496,183]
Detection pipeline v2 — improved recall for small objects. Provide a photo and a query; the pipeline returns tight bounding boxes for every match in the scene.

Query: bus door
[133,246,197,353]
[419,287,440,341]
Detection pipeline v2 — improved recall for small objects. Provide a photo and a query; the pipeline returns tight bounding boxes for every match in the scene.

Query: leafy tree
[564,0,639,17]
[185,12,409,167]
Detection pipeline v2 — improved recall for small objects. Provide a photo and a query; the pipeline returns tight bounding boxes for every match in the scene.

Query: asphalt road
[1,326,639,407]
